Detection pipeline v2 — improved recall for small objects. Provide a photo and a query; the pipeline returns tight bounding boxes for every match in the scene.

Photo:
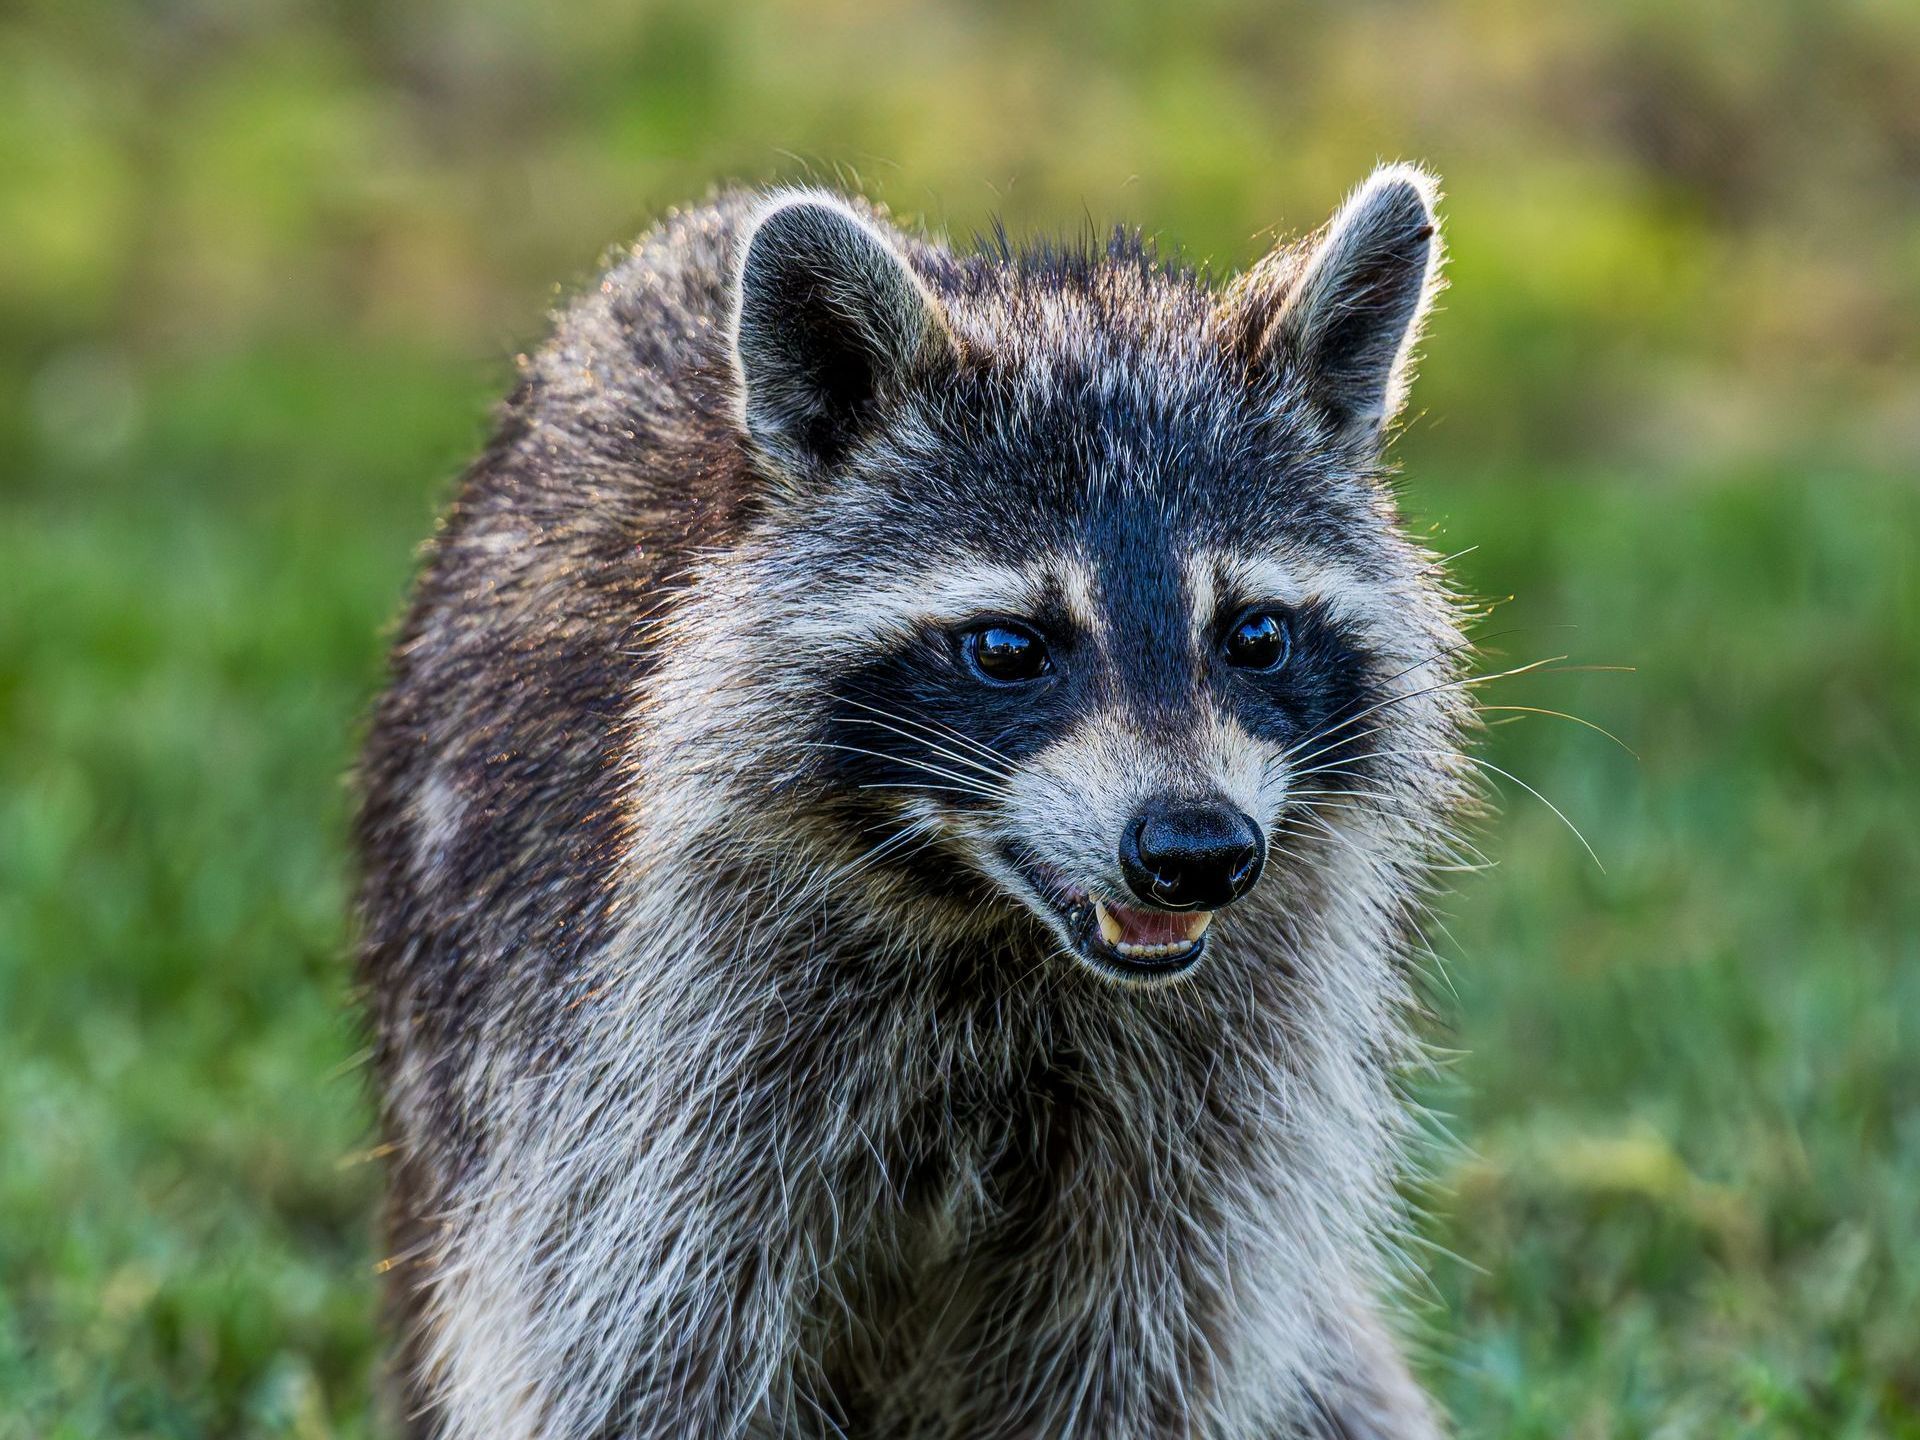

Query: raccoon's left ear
[730,192,957,491]
[1221,164,1444,446]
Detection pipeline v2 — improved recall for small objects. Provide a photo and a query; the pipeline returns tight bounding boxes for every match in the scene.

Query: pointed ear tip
[742,189,872,254]
[1352,163,1442,224]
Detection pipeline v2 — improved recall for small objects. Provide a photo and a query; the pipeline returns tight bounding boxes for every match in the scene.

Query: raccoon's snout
[1119,799,1265,911]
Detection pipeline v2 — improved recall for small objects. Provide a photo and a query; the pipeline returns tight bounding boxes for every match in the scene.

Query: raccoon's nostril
[1119,799,1265,911]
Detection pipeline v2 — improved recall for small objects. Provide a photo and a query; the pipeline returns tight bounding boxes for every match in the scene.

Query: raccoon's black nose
[1120,800,1265,911]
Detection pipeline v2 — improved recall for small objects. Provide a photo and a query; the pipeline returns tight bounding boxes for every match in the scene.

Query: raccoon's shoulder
[518,189,946,443]
[462,189,946,530]
[502,190,761,479]
[355,195,791,1064]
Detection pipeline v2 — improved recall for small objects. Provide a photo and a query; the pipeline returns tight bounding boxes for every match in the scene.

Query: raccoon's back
[352,195,764,1156]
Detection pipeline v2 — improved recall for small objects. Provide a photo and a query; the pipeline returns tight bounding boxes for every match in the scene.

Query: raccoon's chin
[1004,853,1212,983]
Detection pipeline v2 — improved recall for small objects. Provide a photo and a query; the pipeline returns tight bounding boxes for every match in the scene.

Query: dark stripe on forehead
[1084,492,1195,716]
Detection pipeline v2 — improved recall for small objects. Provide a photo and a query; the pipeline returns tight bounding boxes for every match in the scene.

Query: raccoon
[354,163,1475,1439]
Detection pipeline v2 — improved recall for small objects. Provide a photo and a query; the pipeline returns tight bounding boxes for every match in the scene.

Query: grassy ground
[3,339,1915,1437]
[4,0,1918,1434]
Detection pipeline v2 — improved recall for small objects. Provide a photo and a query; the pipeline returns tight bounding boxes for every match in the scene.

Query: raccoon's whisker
[1375,626,1520,689]
[1284,806,1447,878]
[795,742,1014,799]
[1279,654,1571,775]
[829,699,1018,788]
[1281,751,1422,797]
[1286,756,1429,793]
[1472,704,1638,759]
[1281,807,1375,867]
[1287,625,1526,751]
[834,690,1012,765]
[1419,543,1479,575]
[1287,791,1467,845]
[1287,796,1494,870]
[835,694,1015,771]
[1284,786,1456,829]
[1267,732,1390,783]
[826,815,945,888]
[1262,838,1318,875]
[1286,788,1480,848]
[1272,724,1389,782]
[839,699,1005,759]
[1276,648,1612,796]
[1285,786,1405,802]
[798,744,1006,802]
[1319,649,1578,750]
[857,782,1003,799]
[1353,747,1604,871]
[835,714,1014,786]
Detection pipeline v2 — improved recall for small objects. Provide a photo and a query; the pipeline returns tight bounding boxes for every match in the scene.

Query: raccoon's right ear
[1219,164,1443,447]
[730,193,956,491]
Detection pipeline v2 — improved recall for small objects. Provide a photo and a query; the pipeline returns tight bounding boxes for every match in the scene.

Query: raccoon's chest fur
[812,1044,1221,1433]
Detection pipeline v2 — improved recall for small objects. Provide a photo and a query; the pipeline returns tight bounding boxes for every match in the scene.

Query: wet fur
[355,170,1473,1437]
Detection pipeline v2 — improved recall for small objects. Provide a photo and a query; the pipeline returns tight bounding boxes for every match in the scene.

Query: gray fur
[355,165,1474,1438]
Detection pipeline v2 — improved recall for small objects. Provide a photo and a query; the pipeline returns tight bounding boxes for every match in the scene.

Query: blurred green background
[3,0,1917,1434]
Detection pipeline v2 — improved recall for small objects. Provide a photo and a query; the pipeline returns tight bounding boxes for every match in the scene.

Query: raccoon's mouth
[1008,856,1212,981]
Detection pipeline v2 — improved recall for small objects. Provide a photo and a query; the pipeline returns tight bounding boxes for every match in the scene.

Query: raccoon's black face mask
[726,176,1462,985]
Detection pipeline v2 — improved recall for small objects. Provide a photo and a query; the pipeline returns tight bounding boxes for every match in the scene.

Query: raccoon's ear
[1223,164,1443,445]
[730,193,955,489]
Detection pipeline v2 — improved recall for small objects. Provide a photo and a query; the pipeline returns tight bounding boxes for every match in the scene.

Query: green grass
[0,349,474,1440]
[1418,472,1920,1436]
[2,342,1915,1436]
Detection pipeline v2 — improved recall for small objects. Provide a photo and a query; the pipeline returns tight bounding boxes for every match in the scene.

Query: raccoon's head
[712,167,1469,986]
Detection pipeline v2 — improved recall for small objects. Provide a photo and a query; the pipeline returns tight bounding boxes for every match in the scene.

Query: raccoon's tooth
[1180,912,1214,942]
[1095,901,1124,947]
[1117,940,1185,958]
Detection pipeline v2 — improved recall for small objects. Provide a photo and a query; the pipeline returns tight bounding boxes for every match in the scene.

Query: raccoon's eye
[1222,609,1291,672]
[961,623,1052,685]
